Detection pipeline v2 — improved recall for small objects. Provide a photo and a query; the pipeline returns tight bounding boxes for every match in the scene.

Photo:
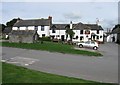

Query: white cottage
[12,16,52,38]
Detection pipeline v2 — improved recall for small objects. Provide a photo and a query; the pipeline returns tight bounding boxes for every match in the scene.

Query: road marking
[4,56,39,66]
[1,60,6,62]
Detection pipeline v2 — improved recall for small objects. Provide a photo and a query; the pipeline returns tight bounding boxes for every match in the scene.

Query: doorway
[61,35,64,41]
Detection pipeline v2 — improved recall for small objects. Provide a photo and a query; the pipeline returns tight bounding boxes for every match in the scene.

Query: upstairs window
[17,27,20,30]
[41,25,44,31]
[85,30,90,34]
[52,29,56,33]
[80,30,83,34]
[35,26,38,30]
[97,30,99,34]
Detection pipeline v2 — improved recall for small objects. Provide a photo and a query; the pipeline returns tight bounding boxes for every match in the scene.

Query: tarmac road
[1,42,118,83]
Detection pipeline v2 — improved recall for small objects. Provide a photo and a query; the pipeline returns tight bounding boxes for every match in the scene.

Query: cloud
[101,19,117,29]
[63,12,82,20]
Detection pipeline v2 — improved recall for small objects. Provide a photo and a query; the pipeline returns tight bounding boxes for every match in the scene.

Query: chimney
[70,21,72,29]
[16,17,21,23]
[48,16,52,25]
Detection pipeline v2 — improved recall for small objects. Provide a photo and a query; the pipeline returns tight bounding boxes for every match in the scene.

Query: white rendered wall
[12,27,18,30]
[20,27,26,30]
[28,26,34,30]
[12,26,34,30]
[37,26,50,37]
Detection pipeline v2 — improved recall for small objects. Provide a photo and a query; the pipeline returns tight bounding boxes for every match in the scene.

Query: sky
[1,0,119,31]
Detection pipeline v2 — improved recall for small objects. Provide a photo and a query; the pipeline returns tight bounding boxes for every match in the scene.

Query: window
[41,25,44,31]
[85,41,90,44]
[51,35,55,39]
[76,36,78,39]
[91,41,95,44]
[80,30,83,34]
[80,36,84,40]
[97,30,99,34]
[52,29,56,33]
[97,36,99,39]
[26,27,28,30]
[17,27,20,30]
[85,30,90,34]
[42,34,45,37]
[35,26,38,30]
[100,35,102,38]
[56,35,59,37]
[93,35,95,40]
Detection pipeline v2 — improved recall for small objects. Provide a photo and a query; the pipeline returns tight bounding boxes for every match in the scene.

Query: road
[1,43,118,83]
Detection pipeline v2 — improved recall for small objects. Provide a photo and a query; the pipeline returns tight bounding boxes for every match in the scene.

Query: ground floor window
[50,35,55,39]
[97,36,99,39]
[42,34,45,37]
[76,36,78,39]
[100,35,102,38]
[56,35,60,37]
[80,36,84,40]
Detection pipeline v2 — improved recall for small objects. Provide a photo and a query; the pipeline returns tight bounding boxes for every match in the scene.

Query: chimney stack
[48,16,52,25]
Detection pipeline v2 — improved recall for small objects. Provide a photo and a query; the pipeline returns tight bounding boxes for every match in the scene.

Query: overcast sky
[1,0,119,31]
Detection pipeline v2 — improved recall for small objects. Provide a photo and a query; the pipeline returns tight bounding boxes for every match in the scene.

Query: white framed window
[41,25,44,31]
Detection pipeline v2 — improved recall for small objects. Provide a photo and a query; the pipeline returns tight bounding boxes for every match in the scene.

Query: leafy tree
[6,18,20,27]
[0,24,6,33]
[65,25,75,41]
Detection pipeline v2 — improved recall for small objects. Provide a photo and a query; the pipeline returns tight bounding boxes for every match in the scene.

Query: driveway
[1,43,118,83]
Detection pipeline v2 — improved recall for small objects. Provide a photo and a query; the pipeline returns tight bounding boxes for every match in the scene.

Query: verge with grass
[1,42,102,56]
[2,62,114,85]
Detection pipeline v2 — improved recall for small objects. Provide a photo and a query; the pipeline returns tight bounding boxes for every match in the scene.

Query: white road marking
[5,56,39,66]
[1,60,6,62]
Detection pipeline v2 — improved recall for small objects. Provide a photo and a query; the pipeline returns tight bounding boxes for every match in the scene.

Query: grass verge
[1,42,102,56]
[2,62,114,84]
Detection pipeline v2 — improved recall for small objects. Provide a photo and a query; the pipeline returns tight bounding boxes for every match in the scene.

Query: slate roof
[112,25,120,33]
[9,30,37,36]
[50,23,103,30]
[84,24,103,30]
[50,24,69,30]
[13,19,51,27]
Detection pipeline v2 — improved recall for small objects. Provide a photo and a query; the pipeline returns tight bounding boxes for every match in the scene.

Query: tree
[0,24,6,33]
[65,25,75,42]
[6,18,20,27]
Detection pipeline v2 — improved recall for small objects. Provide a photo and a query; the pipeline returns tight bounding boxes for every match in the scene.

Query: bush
[39,37,51,41]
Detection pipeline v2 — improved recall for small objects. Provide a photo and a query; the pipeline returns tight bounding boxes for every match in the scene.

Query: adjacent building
[50,22,104,43]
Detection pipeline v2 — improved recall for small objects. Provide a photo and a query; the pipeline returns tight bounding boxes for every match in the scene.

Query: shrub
[39,37,51,41]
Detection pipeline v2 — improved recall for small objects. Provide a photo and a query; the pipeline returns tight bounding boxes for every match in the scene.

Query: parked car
[76,41,99,50]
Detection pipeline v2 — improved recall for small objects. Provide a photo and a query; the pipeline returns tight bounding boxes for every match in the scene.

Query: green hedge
[39,37,51,41]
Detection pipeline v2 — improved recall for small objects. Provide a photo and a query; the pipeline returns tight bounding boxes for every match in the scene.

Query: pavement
[1,42,118,83]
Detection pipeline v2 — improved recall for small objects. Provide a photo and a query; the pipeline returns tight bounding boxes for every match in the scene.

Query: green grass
[2,62,114,84]
[1,42,102,56]
[0,62,2,84]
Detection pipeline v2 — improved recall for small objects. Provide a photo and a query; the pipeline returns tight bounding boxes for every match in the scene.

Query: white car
[76,41,99,50]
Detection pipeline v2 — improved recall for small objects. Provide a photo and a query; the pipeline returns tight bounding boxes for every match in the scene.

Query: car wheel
[93,46,98,50]
[79,44,83,48]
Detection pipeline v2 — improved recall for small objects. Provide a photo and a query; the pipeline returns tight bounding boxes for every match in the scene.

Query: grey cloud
[101,19,117,29]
